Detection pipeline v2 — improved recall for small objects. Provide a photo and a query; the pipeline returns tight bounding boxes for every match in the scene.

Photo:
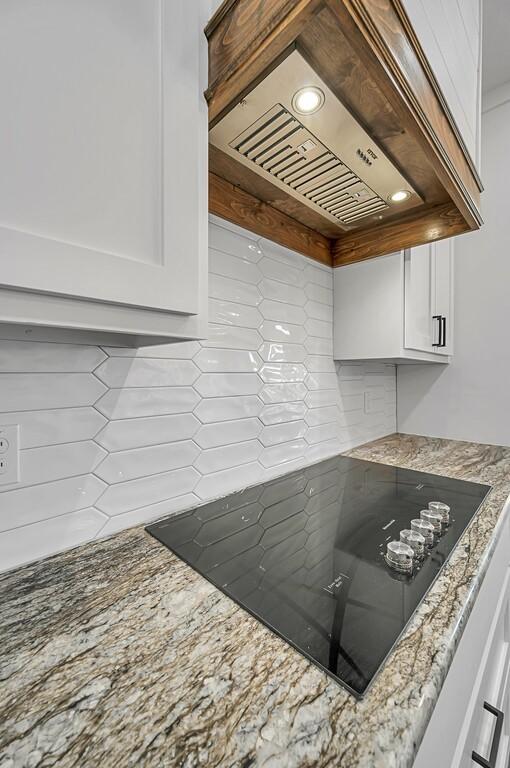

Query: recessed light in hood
[292,86,325,115]
[209,50,421,232]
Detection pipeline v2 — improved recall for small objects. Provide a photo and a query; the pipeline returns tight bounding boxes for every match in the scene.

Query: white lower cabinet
[414,503,510,768]
[0,1,208,346]
[333,240,453,363]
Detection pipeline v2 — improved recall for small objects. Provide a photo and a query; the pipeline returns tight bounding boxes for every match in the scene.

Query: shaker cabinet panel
[404,244,435,354]
[404,240,453,356]
[0,0,208,343]
[334,242,454,364]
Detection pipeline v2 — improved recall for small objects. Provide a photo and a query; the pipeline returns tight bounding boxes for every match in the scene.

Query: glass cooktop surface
[147,456,491,697]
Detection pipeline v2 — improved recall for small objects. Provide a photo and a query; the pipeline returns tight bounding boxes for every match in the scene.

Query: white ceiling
[483,0,510,92]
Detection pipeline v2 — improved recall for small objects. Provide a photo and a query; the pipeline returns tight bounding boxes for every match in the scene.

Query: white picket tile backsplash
[0,216,396,571]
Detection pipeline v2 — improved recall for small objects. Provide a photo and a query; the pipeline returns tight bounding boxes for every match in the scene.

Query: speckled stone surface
[1,434,510,768]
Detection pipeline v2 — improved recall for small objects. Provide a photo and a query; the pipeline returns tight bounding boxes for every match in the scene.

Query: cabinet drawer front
[462,569,510,767]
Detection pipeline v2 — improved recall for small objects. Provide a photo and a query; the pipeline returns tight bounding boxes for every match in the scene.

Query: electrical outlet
[0,425,20,485]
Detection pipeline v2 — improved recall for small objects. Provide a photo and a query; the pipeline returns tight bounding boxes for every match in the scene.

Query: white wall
[397,84,510,446]
[0,217,396,572]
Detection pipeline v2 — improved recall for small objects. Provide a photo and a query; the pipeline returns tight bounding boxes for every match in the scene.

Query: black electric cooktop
[147,456,491,698]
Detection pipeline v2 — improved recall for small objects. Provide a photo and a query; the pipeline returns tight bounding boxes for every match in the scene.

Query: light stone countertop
[1,433,510,768]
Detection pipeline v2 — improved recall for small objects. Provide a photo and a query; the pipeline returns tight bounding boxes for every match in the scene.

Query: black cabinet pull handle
[472,701,504,768]
[432,315,442,347]
[440,316,447,348]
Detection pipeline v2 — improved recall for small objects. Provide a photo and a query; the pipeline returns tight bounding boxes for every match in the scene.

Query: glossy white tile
[260,420,307,446]
[305,406,340,426]
[201,324,263,351]
[305,356,336,373]
[259,320,306,345]
[208,218,261,259]
[194,396,262,423]
[304,263,332,288]
[305,422,340,445]
[95,387,200,419]
[305,318,333,339]
[304,337,333,356]
[193,348,262,373]
[194,373,262,398]
[304,282,333,305]
[209,248,262,284]
[304,300,332,321]
[95,441,200,484]
[209,273,262,307]
[0,407,106,449]
[305,372,339,390]
[259,363,307,383]
[99,493,200,536]
[94,358,200,388]
[208,299,262,329]
[0,341,106,372]
[259,299,306,325]
[259,257,303,287]
[259,439,307,468]
[1,441,106,491]
[305,389,340,408]
[194,418,262,449]
[0,373,106,411]
[195,462,263,500]
[96,467,200,515]
[260,383,308,404]
[0,475,106,531]
[194,440,262,474]
[258,342,307,363]
[95,414,200,451]
[259,402,307,425]
[101,342,200,359]
[258,239,306,270]
[258,279,306,306]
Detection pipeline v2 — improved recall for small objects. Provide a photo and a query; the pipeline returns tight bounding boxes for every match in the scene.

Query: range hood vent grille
[230,104,389,225]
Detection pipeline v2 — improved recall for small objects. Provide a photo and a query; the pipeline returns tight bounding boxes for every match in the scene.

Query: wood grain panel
[206,0,324,125]
[328,0,481,224]
[332,202,467,266]
[209,172,333,265]
[209,145,343,238]
[298,5,446,205]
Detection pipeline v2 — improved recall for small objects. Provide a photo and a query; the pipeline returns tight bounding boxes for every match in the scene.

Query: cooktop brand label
[322,573,351,595]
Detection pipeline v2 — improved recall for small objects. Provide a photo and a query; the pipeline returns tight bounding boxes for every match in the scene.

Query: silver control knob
[420,509,443,535]
[400,528,425,559]
[385,540,414,573]
[429,501,450,525]
[411,518,434,547]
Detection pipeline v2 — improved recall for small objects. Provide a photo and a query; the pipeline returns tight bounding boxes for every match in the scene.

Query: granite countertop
[2,433,510,768]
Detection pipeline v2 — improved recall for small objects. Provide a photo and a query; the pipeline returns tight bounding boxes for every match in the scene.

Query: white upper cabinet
[333,241,453,363]
[0,1,208,346]
[402,0,482,169]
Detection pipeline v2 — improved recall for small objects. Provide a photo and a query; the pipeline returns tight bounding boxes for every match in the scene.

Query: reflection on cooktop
[147,455,491,697]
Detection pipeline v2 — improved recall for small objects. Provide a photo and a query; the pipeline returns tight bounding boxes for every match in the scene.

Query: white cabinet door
[404,241,452,356]
[404,244,436,353]
[432,238,454,355]
[0,0,202,316]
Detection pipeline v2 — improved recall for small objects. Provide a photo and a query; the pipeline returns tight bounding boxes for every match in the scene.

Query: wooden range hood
[205,0,483,267]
